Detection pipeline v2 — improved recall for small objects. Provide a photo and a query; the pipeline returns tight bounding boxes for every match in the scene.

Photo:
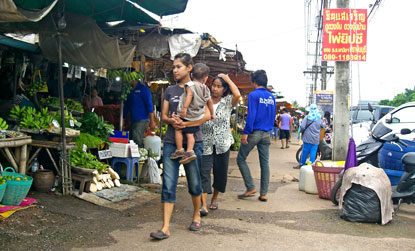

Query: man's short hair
[251,70,268,87]
[282,108,288,113]
[192,63,210,80]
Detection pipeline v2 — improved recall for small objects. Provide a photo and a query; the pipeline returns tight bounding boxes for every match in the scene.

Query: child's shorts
[182,125,200,134]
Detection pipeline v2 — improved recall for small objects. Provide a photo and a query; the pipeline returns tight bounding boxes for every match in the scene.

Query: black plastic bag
[341,184,381,224]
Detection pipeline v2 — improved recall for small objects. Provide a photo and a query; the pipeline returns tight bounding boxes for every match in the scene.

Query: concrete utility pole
[332,0,350,161]
[321,0,329,90]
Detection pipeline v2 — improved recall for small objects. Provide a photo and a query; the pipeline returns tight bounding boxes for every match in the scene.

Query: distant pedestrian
[279,108,291,149]
[270,115,279,142]
[237,70,276,202]
[293,104,326,169]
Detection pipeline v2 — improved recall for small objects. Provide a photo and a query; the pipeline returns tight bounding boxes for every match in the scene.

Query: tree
[292,100,299,109]
[378,87,415,107]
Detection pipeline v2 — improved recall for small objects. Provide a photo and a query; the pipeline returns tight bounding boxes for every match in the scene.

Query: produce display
[74,133,104,150]
[41,96,83,113]
[27,79,47,96]
[3,175,29,181]
[10,105,81,135]
[70,148,109,174]
[0,117,8,130]
[79,112,114,142]
[10,106,53,130]
[89,168,121,193]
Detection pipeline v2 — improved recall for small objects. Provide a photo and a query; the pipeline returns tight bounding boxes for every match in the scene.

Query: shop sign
[322,9,367,61]
[98,150,112,160]
[314,90,333,114]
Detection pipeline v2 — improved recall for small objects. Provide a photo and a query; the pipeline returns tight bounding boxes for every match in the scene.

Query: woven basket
[1,167,33,205]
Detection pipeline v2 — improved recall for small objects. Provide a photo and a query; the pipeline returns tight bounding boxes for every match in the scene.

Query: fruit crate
[1,167,33,205]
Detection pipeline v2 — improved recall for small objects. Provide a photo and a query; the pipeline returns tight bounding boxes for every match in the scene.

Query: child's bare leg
[185,133,195,152]
[175,129,184,151]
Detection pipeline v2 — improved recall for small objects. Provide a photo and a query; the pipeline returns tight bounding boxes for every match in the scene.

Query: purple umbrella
[344,138,357,172]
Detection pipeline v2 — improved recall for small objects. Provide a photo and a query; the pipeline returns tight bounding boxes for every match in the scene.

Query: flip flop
[150,230,170,240]
[189,221,201,231]
[258,196,268,202]
[200,208,209,217]
[237,193,256,199]
[208,203,218,210]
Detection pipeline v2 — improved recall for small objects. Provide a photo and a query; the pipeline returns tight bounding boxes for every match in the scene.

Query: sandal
[237,192,256,199]
[150,230,170,240]
[208,203,218,210]
[189,221,201,231]
[200,208,208,217]
[258,195,268,202]
[280,147,285,149]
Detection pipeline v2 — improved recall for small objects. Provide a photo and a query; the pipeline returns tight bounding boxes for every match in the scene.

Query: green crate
[1,167,33,206]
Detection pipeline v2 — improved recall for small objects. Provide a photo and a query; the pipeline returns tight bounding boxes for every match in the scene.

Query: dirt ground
[1,138,415,251]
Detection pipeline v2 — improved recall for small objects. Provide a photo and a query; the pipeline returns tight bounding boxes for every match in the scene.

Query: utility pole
[332,0,350,161]
[321,0,329,90]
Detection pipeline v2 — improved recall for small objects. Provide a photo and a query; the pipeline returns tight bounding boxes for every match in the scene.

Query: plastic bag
[341,184,381,224]
[147,157,162,184]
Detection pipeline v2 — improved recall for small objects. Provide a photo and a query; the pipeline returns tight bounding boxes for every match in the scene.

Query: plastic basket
[0,181,7,202]
[312,161,344,199]
[1,167,33,206]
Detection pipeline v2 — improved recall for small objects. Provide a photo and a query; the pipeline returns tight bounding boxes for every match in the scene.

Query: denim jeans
[270,127,279,140]
[237,130,271,195]
[299,142,318,166]
[161,142,203,203]
[131,119,149,148]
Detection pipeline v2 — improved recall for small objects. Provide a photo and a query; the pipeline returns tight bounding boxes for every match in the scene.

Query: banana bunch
[107,70,143,83]
[120,83,132,101]
[0,117,8,130]
[10,105,26,119]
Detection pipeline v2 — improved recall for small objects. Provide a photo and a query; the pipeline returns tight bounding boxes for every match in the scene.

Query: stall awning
[11,0,158,24]
[134,0,189,16]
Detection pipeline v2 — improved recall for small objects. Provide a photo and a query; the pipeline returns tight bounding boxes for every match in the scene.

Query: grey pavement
[76,138,415,251]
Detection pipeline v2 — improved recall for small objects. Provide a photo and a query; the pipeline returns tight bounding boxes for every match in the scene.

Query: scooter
[392,150,415,214]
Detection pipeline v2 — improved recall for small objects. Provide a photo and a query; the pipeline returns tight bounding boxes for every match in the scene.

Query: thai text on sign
[322,9,367,61]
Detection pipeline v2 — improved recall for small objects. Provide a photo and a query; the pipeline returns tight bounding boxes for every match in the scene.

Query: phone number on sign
[323,54,366,61]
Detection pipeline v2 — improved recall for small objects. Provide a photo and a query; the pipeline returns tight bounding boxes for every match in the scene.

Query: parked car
[349,104,394,145]
[373,102,415,141]
[349,105,394,124]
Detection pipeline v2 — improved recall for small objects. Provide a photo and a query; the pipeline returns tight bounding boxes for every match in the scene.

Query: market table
[0,136,32,174]
[28,140,77,175]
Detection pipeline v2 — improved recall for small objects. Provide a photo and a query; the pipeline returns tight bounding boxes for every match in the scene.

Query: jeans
[270,127,279,140]
[200,147,230,194]
[299,142,318,166]
[131,119,149,148]
[161,142,203,203]
[237,130,271,195]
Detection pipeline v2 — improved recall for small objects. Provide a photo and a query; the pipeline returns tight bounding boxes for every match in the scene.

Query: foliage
[231,129,241,151]
[70,149,108,174]
[379,87,415,107]
[74,133,104,150]
[79,112,114,142]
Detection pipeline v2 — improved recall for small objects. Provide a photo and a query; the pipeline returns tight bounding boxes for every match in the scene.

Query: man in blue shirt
[123,78,155,147]
[237,70,276,202]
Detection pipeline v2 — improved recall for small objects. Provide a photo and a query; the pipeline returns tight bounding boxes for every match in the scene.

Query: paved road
[78,138,415,251]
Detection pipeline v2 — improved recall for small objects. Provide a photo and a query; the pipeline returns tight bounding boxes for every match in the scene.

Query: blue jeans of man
[161,142,203,203]
[299,142,318,166]
[237,130,271,196]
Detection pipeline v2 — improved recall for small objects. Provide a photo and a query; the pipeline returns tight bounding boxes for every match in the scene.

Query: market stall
[0,135,31,174]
